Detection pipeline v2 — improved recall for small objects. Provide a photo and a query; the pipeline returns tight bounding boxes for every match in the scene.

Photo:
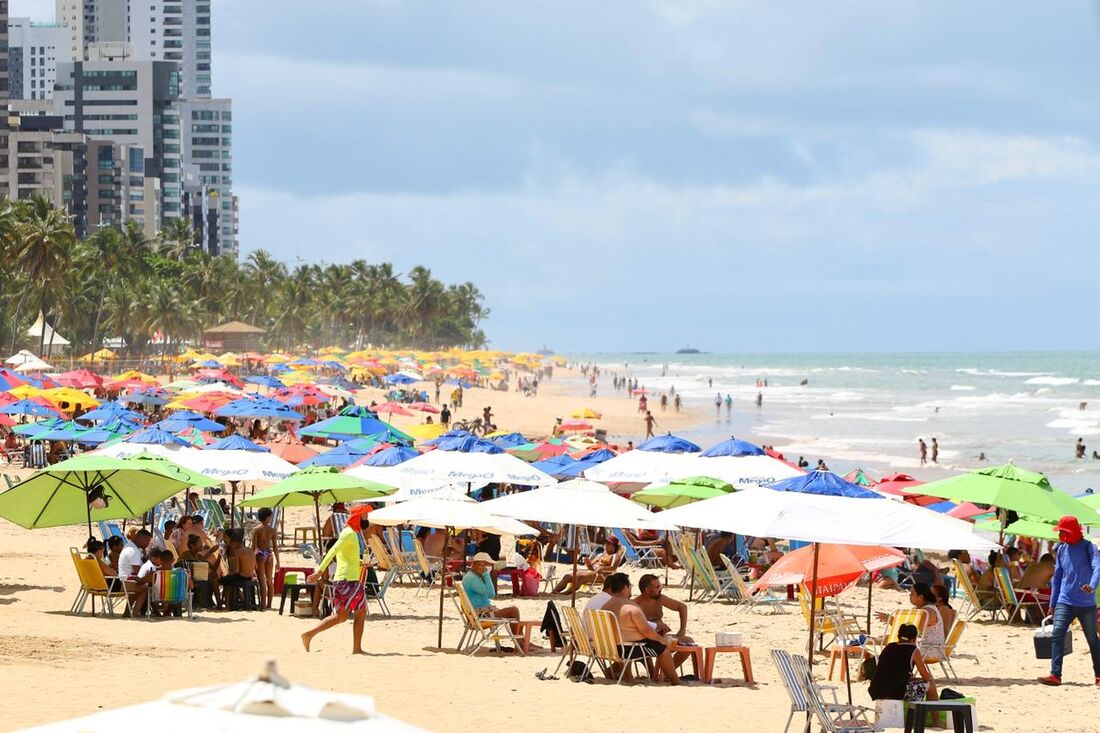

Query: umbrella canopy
[488,432,528,449]
[843,468,878,487]
[583,449,700,484]
[700,437,765,457]
[910,463,1100,524]
[570,407,603,419]
[947,501,988,520]
[368,487,536,536]
[372,402,413,417]
[974,516,1060,541]
[245,375,286,389]
[658,486,999,551]
[13,417,65,437]
[300,415,411,443]
[124,425,193,447]
[480,478,670,529]
[19,660,428,733]
[0,398,61,417]
[188,435,298,482]
[264,434,322,464]
[693,453,805,488]
[299,438,383,469]
[753,543,906,597]
[217,397,304,422]
[77,401,143,425]
[0,452,217,530]
[632,475,735,509]
[392,448,556,489]
[384,373,419,384]
[53,369,104,390]
[153,413,225,433]
[241,466,396,509]
[635,433,702,453]
[359,445,420,467]
[554,448,617,479]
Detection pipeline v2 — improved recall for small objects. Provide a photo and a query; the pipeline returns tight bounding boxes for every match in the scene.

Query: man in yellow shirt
[303,505,370,654]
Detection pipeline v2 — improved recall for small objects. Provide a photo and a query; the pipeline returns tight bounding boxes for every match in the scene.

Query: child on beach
[251,508,280,610]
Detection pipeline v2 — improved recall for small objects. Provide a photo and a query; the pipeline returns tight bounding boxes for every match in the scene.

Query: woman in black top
[869,624,939,704]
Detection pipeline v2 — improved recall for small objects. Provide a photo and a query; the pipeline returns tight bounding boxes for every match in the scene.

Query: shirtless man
[602,574,681,685]
[220,528,257,610]
[634,574,697,675]
[251,508,280,610]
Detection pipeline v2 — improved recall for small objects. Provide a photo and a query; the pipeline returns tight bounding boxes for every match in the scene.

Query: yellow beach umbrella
[570,407,603,420]
[405,423,446,441]
[43,387,100,409]
[7,384,43,399]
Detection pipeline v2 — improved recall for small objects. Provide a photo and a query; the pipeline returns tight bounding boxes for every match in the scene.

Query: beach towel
[541,600,563,648]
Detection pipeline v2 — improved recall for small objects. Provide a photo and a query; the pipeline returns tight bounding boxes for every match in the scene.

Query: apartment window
[97,174,113,184]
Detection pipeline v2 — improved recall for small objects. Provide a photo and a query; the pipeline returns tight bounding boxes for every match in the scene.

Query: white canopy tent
[25,313,69,356]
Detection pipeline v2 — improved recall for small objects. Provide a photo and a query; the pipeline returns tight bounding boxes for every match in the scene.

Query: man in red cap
[1038,515,1100,686]
[303,504,371,654]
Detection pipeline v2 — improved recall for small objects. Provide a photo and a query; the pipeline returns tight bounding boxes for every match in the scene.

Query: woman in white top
[911,582,946,659]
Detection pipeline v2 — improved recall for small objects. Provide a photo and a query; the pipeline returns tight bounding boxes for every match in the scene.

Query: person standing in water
[714,393,722,415]
[931,437,939,464]
[724,394,732,415]
[919,439,928,466]
[755,392,763,409]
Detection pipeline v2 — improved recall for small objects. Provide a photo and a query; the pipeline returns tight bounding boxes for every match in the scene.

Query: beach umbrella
[13,417,65,437]
[875,473,940,506]
[217,397,304,422]
[700,437,765,457]
[635,432,702,453]
[407,402,439,414]
[19,660,429,733]
[558,418,593,433]
[481,478,672,606]
[300,415,410,443]
[422,429,472,446]
[372,402,413,418]
[153,411,225,433]
[187,434,298,524]
[843,468,878,487]
[947,501,987,520]
[42,387,99,410]
[583,448,700,485]
[242,466,395,538]
[78,418,139,445]
[0,399,61,417]
[974,516,1059,541]
[693,452,805,488]
[509,439,569,462]
[124,425,193,447]
[264,433,321,464]
[488,432,527,449]
[358,445,420,467]
[392,446,556,490]
[0,452,216,538]
[31,420,96,443]
[402,423,446,441]
[53,369,104,390]
[369,487,537,647]
[245,375,285,389]
[632,475,735,509]
[76,401,143,425]
[427,434,501,453]
[299,438,383,469]
[529,454,578,479]
[384,373,418,385]
[753,543,905,597]
[570,407,603,419]
[553,448,617,479]
[909,464,1100,526]
[121,389,167,407]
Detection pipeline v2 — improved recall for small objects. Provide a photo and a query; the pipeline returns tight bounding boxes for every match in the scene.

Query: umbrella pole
[86,492,95,616]
[438,524,452,648]
[229,481,238,528]
[866,578,873,633]
[313,496,322,542]
[807,542,820,665]
[570,525,579,609]
[841,596,854,705]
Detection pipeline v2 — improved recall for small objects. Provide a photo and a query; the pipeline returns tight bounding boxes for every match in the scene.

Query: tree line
[0,196,490,356]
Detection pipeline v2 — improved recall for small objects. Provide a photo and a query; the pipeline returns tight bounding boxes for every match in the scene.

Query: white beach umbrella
[582,449,700,484]
[95,441,205,464]
[480,479,673,607]
[20,660,428,733]
[658,487,998,552]
[186,448,298,483]
[691,454,804,488]
[14,357,54,373]
[368,488,536,647]
[392,449,556,489]
[344,463,473,493]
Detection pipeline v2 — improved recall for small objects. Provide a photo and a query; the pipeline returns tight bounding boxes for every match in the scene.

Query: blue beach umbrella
[636,433,702,453]
[153,411,225,433]
[384,373,419,385]
[490,432,529,449]
[245,375,286,389]
[76,400,142,425]
[701,436,765,457]
[0,399,59,417]
[299,437,383,468]
[123,425,192,447]
[766,470,883,499]
[431,435,502,453]
[13,417,65,437]
[361,445,420,467]
[555,448,617,479]
[205,434,270,452]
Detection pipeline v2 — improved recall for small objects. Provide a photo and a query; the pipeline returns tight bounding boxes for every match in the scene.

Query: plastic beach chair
[923,618,966,680]
[584,609,658,684]
[454,583,526,655]
[148,567,193,620]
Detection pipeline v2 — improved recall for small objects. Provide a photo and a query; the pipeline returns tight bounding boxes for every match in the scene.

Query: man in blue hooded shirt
[1038,515,1100,686]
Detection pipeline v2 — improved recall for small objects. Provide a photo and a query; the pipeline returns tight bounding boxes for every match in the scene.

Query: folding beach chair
[771,649,813,733]
[611,528,660,568]
[996,567,1044,624]
[147,567,193,620]
[720,555,785,613]
[364,565,396,617]
[454,583,526,655]
[584,608,659,684]
[923,618,967,680]
[793,652,882,732]
[2,473,18,490]
[953,558,1002,621]
[369,534,419,586]
[97,521,125,542]
[200,498,227,530]
[798,586,842,651]
[557,604,598,679]
[70,548,131,617]
[413,538,449,596]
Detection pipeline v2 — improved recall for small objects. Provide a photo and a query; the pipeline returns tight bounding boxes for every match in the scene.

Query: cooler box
[715,630,742,646]
[1034,616,1073,659]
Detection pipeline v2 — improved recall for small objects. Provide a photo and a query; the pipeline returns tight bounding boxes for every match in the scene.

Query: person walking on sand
[1038,515,1100,687]
[931,437,939,464]
[644,410,657,439]
[303,505,371,654]
[1077,438,1087,459]
[919,439,927,466]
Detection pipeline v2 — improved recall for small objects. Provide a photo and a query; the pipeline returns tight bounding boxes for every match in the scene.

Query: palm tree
[13,196,77,355]
[160,218,196,261]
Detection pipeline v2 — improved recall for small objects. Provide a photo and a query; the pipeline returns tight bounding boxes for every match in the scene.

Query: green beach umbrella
[633,475,735,509]
[0,452,218,538]
[908,464,1100,525]
[975,516,1060,541]
[240,465,396,538]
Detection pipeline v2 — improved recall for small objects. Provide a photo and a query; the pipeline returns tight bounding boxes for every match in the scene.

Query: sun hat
[605,535,619,546]
[346,504,372,531]
[470,552,495,564]
[1055,515,1084,543]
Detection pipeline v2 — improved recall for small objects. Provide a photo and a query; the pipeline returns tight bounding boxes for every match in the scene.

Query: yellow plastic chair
[584,608,658,684]
[923,618,966,680]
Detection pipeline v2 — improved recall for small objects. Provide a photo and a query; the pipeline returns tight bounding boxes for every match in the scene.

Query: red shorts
[332,580,366,612]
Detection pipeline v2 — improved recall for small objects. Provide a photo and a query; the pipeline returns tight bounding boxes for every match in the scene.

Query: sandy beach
[0,370,1094,733]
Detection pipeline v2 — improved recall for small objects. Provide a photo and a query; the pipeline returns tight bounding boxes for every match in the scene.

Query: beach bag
[513,567,540,596]
[1034,615,1072,659]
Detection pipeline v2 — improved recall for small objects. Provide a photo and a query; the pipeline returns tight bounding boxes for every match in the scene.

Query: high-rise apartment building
[4,113,89,234]
[129,0,212,99]
[180,97,234,257]
[53,59,182,226]
[8,18,71,101]
[0,1,12,199]
[55,0,126,61]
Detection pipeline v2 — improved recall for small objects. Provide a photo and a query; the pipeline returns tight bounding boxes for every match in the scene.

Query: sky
[14,1,1100,353]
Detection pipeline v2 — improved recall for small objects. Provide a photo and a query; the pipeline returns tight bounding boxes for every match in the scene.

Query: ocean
[568,352,1100,493]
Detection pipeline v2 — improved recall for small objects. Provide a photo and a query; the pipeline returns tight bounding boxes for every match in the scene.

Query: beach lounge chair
[553,604,589,678]
[364,565,396,617]
[611,528,660,568]
[384,526,414,565]
[798,587,842,651]
[147,567,193,620]
[70,548,131,617]
[97,521,125,542]
[3,473,18,490]
[995,567,1044,625]
[540,564,559,594]
[792,652,882,732]
[720,554,785,613]
[953,559,1002,621]
[454,583,527,655]
[585,608,659,684]
[923,618,966,680]
[369,534,419,586]
[413,538,451,595]
[200,498,227,529]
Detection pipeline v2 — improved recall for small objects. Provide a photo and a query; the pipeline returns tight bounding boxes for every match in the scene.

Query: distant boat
[676,346,703,354]
[537,345,555,356]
